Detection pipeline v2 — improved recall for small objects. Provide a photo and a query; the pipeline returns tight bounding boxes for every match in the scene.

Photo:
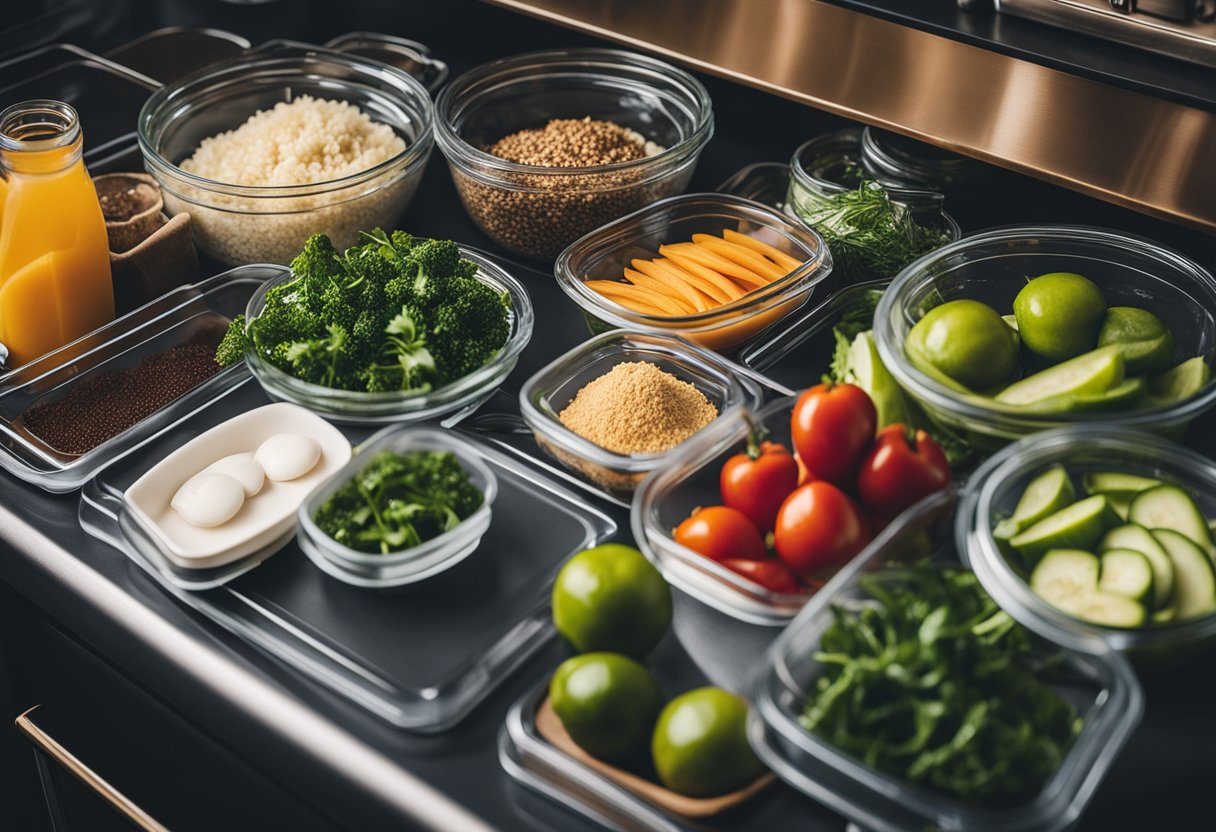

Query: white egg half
[255,433,322,482]
[171,472,247,528]
[202,452,265,496]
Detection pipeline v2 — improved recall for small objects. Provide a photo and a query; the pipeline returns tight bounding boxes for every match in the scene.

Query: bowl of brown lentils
[434,48,714,261]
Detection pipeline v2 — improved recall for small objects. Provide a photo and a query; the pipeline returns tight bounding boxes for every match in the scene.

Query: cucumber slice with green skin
[1010,495,1120,563]
[1055,591,1147,629]
[1150,529,1216,620]
[1031,549,1099,607]
[1152,605,1178,624]
[1017,377,1146,415]
[1083,472,1163,496]
[994,345,1124,407]
[1099,524,1175,610]
[994,465,1076,541]
[1147,356,1211,408]
[1107,493,1132,522]
[1098,549,1154,605]
[1129,484,1214,556]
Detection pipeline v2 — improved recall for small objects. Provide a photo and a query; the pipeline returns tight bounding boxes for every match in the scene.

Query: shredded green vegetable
[800,563,1082,806]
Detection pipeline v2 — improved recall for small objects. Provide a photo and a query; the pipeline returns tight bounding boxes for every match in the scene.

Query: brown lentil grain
[455,117,678,260]
[21,342,222,455]
[558,361,717,455]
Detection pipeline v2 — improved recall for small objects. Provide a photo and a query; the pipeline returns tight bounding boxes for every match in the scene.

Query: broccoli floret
[214,315,248,366]
[380,306,436,391]
[289,233,344,306]
[404,239,465,306]
[282,323,348,389]
[428,279,512,383]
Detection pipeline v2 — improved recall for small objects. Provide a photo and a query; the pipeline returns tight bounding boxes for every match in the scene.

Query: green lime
[905,299,1019,391]
[1097,307,1174,376]
[1009,495,1120,563]
[550,653,663,763]
[994,345,1124,407]
[1013,272,1106,361]
[651,687,765,798]
[1147,356,1211,407]
[552,544,672,658]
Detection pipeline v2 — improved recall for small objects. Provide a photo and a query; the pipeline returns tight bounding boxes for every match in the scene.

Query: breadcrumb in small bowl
[138,49,434,266]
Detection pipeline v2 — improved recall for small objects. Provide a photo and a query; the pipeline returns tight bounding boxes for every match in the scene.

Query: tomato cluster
[674,384,951,594]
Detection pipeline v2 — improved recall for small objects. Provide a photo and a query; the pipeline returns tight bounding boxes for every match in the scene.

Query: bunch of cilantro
[216,229,510,393]
[801,563,1082,806]
[312,450,484,554]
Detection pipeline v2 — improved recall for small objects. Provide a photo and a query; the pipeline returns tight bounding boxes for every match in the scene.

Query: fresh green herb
[801,563,1082,806]
[313,450,484,554]
[216,230,511,393]
[794,180,950,283]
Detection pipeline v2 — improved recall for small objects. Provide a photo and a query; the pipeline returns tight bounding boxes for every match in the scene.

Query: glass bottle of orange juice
[0,100,114,367]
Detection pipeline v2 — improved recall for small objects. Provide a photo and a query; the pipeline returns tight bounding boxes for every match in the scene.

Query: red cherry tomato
[674,505,767,563]
[720,441,799,533]
[774,482,871,578]
[857,424,952,524]
[721,559,801,594]
[790,384,877,488]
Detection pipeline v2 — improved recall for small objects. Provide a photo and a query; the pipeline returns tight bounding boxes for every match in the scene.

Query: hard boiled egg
[171,472,246,528]
[255,433,321,482]
[202,452,265,496]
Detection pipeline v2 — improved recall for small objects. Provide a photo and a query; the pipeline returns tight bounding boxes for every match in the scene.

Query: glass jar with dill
[787,136,960,284]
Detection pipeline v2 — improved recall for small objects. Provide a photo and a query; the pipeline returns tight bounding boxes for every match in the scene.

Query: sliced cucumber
[1099,524,1175,610]
[1107,493,1132,522]
[1152,605,1178,624]
[1019,377,1146,415]
[1098,549,1154,605]
[1055,591,1147,629]
[1147,356,1211,408]
[994,465,1075,540]
[1129,484,1214,555]
[1083,472,1163,496]
[1010,495,1120,563]
[995,345,1124,407]
[1030,549,1099,607]
[1151,529,1216,621]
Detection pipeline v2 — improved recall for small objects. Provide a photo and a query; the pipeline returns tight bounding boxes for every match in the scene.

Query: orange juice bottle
[0,100,114,367]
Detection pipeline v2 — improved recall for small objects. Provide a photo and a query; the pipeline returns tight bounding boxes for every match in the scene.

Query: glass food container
[519,330,762,502]
[748,490,1144,832]
[242,245,533,425]
[960,425,1216,662]
[872,225,1216,448]
[138,48,434,266]
[434,48,713,260]
[298,426,498,588]
[555,194,833,354]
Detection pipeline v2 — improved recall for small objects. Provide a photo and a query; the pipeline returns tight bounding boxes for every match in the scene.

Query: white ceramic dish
[124,402,351,569]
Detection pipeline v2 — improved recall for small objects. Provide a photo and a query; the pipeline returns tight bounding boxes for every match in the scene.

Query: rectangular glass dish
[747,491,1143,832]
[0,266,270,492]
[79,395,617,732]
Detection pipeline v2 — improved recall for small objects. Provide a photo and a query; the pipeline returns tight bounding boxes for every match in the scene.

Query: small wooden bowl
[535,696,775,820]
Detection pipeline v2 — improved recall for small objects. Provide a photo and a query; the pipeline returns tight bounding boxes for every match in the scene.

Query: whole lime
[905,299,1019,391]
[552,544,672,658]
[1097,306,1174,376]
[651,687,766,798]
[1014,272,1106,361]
[550,653,663,763]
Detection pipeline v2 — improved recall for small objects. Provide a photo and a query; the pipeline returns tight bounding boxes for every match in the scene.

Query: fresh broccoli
[215,315,248,366]
[312,449,484,554]
[223,229,511,394]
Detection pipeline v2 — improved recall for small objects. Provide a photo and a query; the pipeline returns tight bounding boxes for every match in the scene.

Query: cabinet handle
[15,706,170,832]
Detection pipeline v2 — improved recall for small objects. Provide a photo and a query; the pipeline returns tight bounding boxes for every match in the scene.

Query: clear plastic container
[788,133,961,284]
[138,48,434,265]
[748,490,1144,832]
[0,266,267,493]
[298,426,497,588]
[80,404,617,731]
[555,194,833,353]
[872,225,1216,448]
[243,245,534,425]
[633,396,813,627]
[435,48,713,260]
[519,330,762,502]
[321,32,449,92]
[959,425,1216,660]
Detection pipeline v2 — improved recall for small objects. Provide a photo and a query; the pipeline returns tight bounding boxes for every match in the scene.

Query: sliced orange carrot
[660,242,767,288]
[585,280,686,316]
[657,249,753,302]
[622,267,698,314]
[690,234,785,282]
[722,228,803,272]
[632,261,710,313]
[645,258,740,305]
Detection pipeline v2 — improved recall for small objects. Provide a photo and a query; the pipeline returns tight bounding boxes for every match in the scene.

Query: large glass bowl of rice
[138,48,434,265]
